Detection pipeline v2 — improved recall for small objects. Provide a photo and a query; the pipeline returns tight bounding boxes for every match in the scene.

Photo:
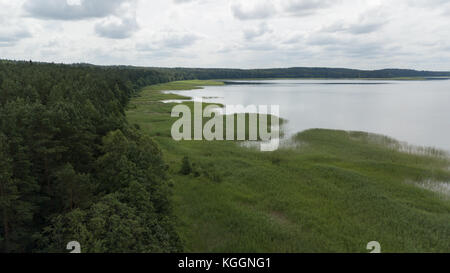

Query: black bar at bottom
[1,253,447,272]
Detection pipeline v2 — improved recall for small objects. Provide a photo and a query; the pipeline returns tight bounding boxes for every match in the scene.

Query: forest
[0,61,187,252]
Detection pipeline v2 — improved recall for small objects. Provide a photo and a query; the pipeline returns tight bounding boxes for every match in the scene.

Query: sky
[1,0,450,70]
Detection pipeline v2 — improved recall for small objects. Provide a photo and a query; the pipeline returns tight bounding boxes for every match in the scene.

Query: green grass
[126,80,450,253]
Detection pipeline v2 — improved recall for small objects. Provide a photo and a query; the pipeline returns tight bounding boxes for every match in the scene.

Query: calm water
[165,79,450,151]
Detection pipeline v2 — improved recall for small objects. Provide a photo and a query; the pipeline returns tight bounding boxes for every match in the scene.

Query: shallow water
[415,180,450,197]
[165,79,450,151]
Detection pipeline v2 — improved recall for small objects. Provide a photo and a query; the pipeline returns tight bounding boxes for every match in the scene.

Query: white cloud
[0,0,447,70]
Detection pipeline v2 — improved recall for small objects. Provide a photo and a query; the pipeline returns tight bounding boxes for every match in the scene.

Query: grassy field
[126,80,450,253]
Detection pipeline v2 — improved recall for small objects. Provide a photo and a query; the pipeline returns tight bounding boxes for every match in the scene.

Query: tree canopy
[0,61,184,252]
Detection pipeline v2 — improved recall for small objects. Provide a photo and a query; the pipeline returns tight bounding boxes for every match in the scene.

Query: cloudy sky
[1,0,450,70]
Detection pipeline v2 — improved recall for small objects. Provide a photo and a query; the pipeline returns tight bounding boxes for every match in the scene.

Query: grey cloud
[0,42,16,48]
[231,1,275,20]
[95,17,139,39]
[306,33,395,59]
[135,43,158,52]
[283,0,335,16]
[244,43,277,51]
[224,41,278,52]
[216,44,237,54]
[173,0,196,3]
[282,34,305,44]
[402,0,450,17]
[215,41,278,54]
[161,33,199,48]
[409,0,450,7]
[322,10,388,35]
[407,0,450,16]
[347,22,385,35]
[323,21,385,35]
[137,32,200,51]
[307,34,345,46]
[0,29,31,42]
[342,43,386,58]
[23,0,132,20]
[0,28,32,47]
[243,23,271,40]
[231,0,337,20]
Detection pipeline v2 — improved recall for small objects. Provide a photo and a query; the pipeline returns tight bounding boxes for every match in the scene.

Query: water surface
[165,79,450,151]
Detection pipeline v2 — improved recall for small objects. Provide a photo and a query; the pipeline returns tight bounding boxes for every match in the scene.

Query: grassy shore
[126,80,450,253]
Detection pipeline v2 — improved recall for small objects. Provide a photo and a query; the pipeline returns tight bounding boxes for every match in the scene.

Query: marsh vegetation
[126,80,450,253]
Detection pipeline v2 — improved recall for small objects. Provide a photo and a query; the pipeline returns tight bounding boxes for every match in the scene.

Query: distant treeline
[0,61,187,252]
[169,67,450,79]
[73,64,450,79]
[5,59,450,80]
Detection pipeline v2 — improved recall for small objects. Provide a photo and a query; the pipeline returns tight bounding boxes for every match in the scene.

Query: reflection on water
[165,79,450,151]
[413,179,450,198]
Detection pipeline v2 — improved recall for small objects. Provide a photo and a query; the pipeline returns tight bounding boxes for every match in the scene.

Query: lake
[164,79,450,151]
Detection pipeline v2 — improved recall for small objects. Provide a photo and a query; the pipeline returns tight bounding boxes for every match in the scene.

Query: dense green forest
[0,61,188,252]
